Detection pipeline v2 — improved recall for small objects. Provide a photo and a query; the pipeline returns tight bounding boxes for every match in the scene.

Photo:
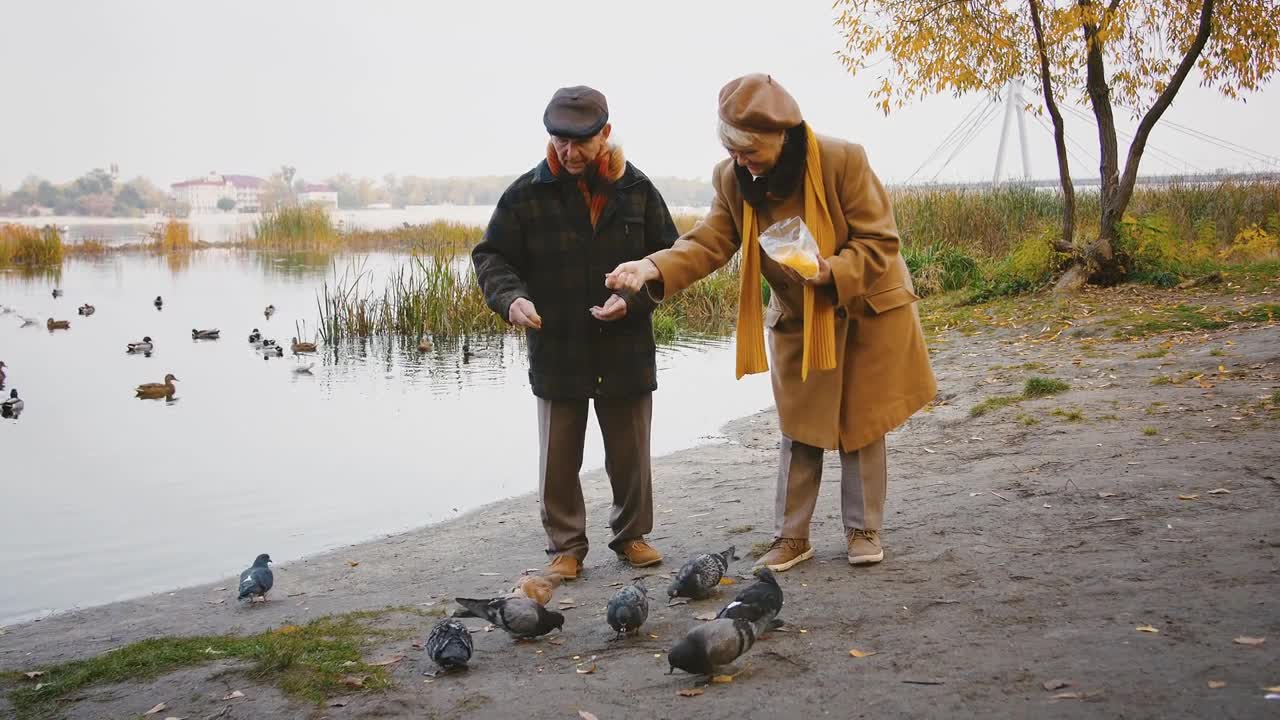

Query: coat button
[836,307,848,319]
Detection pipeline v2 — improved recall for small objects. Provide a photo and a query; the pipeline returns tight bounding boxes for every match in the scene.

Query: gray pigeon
[454,596,564,639]
[606,580,649,638]
[668,546,736,600]
[715,566,783,630]
[237,553,273,602]
[667,616,766,676]
[425,618,474,671]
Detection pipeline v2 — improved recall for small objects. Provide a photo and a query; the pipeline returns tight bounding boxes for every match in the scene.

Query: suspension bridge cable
[904,99,990,184]
[930,101,1003,182]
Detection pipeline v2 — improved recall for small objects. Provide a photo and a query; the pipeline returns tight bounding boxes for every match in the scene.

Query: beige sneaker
[846,529,884,565]
[614,538,663,568]
[752,538,814,572]
[545,554,581,581]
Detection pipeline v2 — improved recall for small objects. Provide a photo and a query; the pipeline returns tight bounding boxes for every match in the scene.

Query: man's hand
[508,297,543,329]
[605,259,660,294]
[590,294,628,322]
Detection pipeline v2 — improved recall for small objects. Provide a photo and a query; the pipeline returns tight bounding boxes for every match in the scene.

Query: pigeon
[248,328,262,343]
[1,389,23,418]
[453,596,564,639]
[425,618,474,672]
[667,616,766,676]
[606,580,650,638]
[237,553,274,603]
[668,546,735,600]
[715,567,783,631]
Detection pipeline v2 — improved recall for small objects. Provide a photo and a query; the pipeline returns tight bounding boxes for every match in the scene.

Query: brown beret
[717,73,802,132]
[543,85,609,139]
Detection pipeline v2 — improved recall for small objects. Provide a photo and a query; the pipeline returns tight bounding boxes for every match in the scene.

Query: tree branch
[1029,0,1077,254]
[1115,0,1216,212]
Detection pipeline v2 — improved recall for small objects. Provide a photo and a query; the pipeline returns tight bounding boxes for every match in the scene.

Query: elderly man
[472,86,677,579]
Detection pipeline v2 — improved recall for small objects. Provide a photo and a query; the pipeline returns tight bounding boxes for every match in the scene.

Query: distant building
[170,172,265,213]
[298,184,339,210]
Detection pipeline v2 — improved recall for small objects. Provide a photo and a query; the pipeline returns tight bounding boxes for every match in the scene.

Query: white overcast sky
[2,0,1277,189]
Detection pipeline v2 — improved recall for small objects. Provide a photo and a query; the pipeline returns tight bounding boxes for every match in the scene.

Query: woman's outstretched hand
[605,259,660,295]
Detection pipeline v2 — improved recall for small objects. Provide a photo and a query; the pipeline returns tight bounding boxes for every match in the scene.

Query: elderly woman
[607,74,935,571]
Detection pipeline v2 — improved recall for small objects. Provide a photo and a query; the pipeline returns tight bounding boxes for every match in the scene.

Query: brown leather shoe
[614,538,663,568]
[545,554,581,581]
[752,538,814,572]
[846,528,884,565]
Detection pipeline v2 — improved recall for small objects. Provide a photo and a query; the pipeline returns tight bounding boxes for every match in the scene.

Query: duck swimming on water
[127,336,154,354]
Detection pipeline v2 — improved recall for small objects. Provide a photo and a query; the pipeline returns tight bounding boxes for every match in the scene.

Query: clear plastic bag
[758,216,820,279]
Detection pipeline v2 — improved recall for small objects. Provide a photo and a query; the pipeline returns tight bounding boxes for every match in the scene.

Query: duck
[192,328,221,340]
[78,304,96,316]
[154,296,164,309]
[418,337,433,353]
[264,304,276,318]
[127,336,155,354]
[262,344,284,357]
[293,361,315,374]
[46,318,70,331]
[18,316,38,328]
[51,289,63,298]
[135,374,178,399]
[1,388,22,417]
[0,360,7,386]
[248,328,262,344]
[290,337,317,354]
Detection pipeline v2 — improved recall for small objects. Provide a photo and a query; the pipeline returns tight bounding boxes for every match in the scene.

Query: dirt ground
[3,285,1279,719]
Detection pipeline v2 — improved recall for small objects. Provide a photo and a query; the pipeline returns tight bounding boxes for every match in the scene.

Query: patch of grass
[1051,408,1085,422]
[970,394,1021,417]
[149,219,197,252]
[1143,426,1159,436]
[1099,413,1121,421]
[728,525,754,535]
[252,205,341,250]
[64,237,109,256]
[1023,376,1070,398]
[1111,303,1280,339]
[1015,412,1039,426]
[1137,347,1170,359]
[0,224,63,267]
[1145,402,1165,414]
[1151,375,1173,385]
[1209,348,1226,357]
[750,541,774,559]
[1271,390,1280,404]
[5,609,406,718]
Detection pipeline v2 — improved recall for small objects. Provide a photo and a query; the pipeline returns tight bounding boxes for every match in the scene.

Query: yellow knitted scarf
[735,125,837,381]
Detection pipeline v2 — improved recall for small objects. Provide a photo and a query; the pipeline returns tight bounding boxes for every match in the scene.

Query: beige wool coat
[647,134,936,452]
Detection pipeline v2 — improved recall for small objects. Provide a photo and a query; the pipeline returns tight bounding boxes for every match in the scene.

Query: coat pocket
[765,306,783,328]
[864,285,920,314]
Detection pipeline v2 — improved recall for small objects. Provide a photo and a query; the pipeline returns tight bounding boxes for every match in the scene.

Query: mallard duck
[248,328,262,343]
[135,374,178,399]
[51,289,63,298]
[264,304,276,318]
[418,337,433,352]
[290,337,317,354]
[46,318,70,330]
[192,328,220,340]
[127,336,154,353]
[77,304,95,316]
[154,296,164,308]
[262,344,284,357]
[0,361,7,386]
[1,388,22,417]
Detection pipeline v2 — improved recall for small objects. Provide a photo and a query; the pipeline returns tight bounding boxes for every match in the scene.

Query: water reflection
[0,249,771,625]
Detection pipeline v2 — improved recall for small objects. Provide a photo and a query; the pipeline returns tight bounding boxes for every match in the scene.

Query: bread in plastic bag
[758,216,820,279]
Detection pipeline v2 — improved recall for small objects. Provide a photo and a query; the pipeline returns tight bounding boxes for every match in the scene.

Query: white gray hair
[717,120,785,152]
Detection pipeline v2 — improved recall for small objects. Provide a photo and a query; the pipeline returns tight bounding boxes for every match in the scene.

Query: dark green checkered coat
[472,159,677,400]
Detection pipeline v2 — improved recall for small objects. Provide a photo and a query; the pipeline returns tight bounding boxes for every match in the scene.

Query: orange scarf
[546,144,619,228]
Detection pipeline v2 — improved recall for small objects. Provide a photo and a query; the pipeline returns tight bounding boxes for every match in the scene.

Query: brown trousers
[774,435,888,539]
[537,393,654,561]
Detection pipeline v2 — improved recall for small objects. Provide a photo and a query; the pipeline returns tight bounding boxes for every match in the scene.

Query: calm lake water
[0,248,768,626]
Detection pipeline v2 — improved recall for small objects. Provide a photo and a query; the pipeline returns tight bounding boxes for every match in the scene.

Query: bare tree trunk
[1028,0,1075,256]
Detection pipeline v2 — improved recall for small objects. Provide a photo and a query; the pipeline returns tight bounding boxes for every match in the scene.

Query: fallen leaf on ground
[849,649,877,658]
[710,674,736,684]
[222,690,245,700]
[719,577,736,585]
[1208,680,1226,689]
[558,598,577,605]
[1234,636,1265,646]
[213,587,226,591]
[576,661,597,674]
[1207,488,1231,495]
[1265,686,1280,693]
[346,561,359,567]
[162,716,186,720]
[340,675,366,689]
[1097,492,1117,498]
[1136,624,1160,633]
[547,637,564,645]
[203,647,225,655]
[667,598,690,607]
[923,447,936,454]
[143,703,167,715]
[1042,679,1072,691]
[275,625,301,634]
[368,654,404,666]
[1178,494,1200,500]
[578,712,599,720]
[1052,691,1087,700]
[648,633,660,640]
[33,684,46,691]
[341,660,358,668]
[677,688,704,697]
[23,671,44,679]
[694,612,717,621]
[478,572,499,576]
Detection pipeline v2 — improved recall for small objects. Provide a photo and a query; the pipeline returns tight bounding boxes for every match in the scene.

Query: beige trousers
[774,435,888,539]
[537,393,654,561]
